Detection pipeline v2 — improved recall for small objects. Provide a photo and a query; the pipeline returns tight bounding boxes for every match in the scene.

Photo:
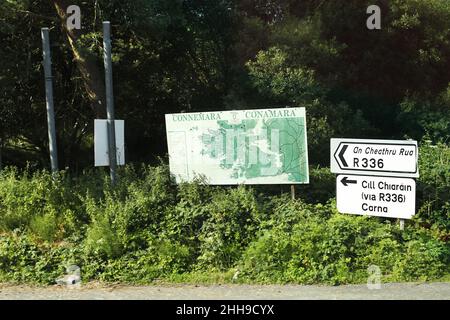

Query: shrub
[415,140,450,237]
[84,214,123,260]
[0,163,448,285]
[0,233,72,284]
[0,168,51,231]
[297,166,336,204]
[239,211,448,285]
[29,208,61,242]
[196,186,262,270]
[393,238,448,281]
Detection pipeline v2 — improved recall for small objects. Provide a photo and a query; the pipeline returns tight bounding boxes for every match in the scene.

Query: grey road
[0,282,449,300]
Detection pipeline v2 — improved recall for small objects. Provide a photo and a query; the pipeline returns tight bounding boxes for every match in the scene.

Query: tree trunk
[52,0,106,118]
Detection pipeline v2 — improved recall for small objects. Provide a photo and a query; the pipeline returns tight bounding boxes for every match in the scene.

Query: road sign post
[331,138,419,222]
[103,21,117,186]
[41,28,59,174]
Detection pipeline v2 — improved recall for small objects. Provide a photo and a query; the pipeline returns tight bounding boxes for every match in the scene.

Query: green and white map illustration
[165,107,309,184]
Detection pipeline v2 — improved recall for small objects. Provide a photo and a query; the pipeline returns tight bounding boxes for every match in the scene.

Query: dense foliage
[1,0,449,168]
[0,142,448,285]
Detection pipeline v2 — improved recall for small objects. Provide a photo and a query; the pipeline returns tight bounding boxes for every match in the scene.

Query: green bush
[197,186,262,270]
[0,167,98,239]
[29,209,60,242]
[393,237,448,281]
[93,239,192,283]
[0,233,73,284]
[0,162,448,285]
[84,214,123,259]
[415,140,450,238]
[297,166,336,204]
[239,210,448,285]
[0,168,51,231]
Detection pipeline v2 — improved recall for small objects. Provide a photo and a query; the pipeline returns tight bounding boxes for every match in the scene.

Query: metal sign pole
[103,21,117,186]
[41,28,59,174]
[291,185,296,200]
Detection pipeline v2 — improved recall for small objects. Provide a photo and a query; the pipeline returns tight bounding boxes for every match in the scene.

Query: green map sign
[165,107,309,184]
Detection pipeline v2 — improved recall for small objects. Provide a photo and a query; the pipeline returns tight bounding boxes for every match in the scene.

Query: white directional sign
[330,139,418,178]
[336,175,416,219]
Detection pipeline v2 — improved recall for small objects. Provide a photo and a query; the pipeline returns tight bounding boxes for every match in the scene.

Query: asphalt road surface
[0,282,449,300]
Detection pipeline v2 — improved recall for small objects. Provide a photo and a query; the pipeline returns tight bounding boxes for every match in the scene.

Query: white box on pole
[94,119,125,167]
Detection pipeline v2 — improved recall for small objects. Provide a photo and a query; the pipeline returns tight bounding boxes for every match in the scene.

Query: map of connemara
[165,108,309,184]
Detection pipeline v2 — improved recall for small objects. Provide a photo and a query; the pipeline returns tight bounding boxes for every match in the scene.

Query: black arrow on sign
[341,176,357,186]
[338,144,348,167]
